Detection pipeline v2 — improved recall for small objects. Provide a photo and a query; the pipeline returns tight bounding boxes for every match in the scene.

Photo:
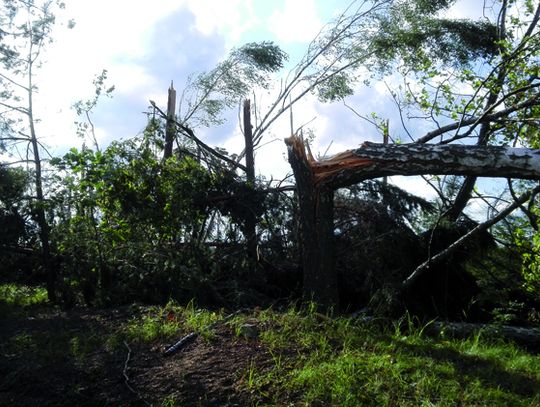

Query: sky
[29,0,490,202]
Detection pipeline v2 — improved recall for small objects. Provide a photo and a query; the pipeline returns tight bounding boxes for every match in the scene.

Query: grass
[1,287,538,406]
[243,308,540,407]
[120,299,223,344]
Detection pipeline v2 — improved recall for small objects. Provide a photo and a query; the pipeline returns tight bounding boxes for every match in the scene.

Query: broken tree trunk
[286,136,338,310]
[243,99,258,260]
[285,134,540,309]
[163,82,177,160]
[310,141,540,189]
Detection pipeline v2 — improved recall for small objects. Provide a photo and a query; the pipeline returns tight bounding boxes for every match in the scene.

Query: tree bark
[286,136,338,310]
[311,141,540,189]
[242,99,258,259]
[163,82,177,160]
[285,134,540,309]
[28,57,55,302]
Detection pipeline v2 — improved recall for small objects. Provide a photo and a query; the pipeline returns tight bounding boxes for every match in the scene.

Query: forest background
[1,0,540,326]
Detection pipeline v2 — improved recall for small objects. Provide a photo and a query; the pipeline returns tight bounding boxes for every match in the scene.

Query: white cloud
[28,1,189,150]
[267,0,323,44]
[390,176,437,201]
[186,0,258,45]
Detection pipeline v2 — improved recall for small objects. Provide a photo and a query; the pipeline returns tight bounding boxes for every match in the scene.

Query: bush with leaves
[50,125,219,305]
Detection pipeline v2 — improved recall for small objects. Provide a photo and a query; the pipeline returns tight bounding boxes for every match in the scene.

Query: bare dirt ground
[0,305,271,406]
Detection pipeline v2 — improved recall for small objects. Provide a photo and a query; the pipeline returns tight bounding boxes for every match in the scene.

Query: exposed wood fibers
[286,135,373,185]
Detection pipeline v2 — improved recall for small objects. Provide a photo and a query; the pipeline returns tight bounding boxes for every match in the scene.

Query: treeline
[1,0,540,325]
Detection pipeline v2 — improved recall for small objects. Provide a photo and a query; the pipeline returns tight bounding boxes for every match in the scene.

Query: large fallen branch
[428,321,540,350]
[285,135,540,189]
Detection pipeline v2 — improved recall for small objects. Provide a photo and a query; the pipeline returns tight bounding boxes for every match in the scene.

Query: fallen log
[163,332,198,357]
[428,321,540,351]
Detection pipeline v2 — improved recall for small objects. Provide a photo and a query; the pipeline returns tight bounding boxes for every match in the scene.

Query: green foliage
[48,118,283,307]
[236,41,288,73]
[317,73,355,102]
[0,166,29,207]
[373,16,498,71]
[314,0,499,101]
[0,165,31,245]
[72,69,115,149]
[0,283,47,307]
[515,220,540,297]
[179,41,287,127]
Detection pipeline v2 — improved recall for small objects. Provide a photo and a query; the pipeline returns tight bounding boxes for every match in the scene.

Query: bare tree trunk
[163,82,177,160]
[28,61,55,302]
[242,99,258,260]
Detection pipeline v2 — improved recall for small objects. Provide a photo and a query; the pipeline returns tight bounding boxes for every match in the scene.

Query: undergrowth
[0,283,48,307]
[109,301,540,406]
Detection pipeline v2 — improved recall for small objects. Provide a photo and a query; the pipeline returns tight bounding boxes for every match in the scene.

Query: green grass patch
[120,300,224,343]
[246,308,540,407]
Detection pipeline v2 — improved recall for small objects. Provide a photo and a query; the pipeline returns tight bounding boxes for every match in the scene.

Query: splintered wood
[285,135,373,185]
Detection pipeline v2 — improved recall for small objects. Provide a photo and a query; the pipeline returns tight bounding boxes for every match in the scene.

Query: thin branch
[122,341,151,406]
[0,71,29,91]
[416,93,540,143]
[403,185,540,289]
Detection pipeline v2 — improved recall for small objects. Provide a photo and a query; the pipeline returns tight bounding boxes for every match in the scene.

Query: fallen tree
[285,135,540,310]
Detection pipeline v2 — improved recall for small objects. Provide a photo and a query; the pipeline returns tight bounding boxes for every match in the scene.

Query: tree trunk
[163,82,177,160]
[311,141,540,189]
[28,63,55,302]
[285,135,540,308]
[286,136,338,310]
[242,99,258,259]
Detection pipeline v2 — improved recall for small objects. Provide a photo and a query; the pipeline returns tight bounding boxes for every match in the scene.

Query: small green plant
[10,332,37,353]
[245,359,258,388]
[181,300,221,339]
[161,394,177,407]
[121,300,224,344]
[0,284,48,307]
[69,333,101,362]
[124,313,181,343]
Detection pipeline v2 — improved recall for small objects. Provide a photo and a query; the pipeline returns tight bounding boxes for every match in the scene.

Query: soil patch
[0,305,270,406]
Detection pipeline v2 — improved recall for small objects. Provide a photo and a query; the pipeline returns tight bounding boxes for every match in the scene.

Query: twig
[123,341,152,406]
